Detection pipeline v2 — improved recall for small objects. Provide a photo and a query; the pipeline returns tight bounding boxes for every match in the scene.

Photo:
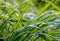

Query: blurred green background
[0,0,60,41]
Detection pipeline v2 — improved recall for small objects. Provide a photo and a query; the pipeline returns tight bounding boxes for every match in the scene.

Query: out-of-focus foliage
[0,0,60,41]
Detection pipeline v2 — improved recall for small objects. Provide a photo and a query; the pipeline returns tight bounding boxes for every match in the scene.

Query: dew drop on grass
[26,12,36,20]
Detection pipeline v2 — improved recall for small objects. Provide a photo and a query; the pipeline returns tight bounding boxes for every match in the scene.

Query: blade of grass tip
[14,20,22,29]
[38,1,53,15]
[51,3,60,11]
[33,1,54,21]
[0,11,16,32]
[14,14,23,29]
[23,0,54,28]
